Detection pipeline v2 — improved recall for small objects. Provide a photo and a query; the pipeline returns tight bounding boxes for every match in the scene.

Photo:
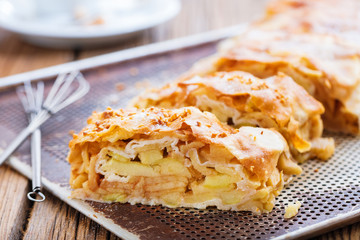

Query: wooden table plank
[312,221,360,240]
[0,30,74,78]
[23,189,78,240]
[22,189,120,240]
[0,165,31,239]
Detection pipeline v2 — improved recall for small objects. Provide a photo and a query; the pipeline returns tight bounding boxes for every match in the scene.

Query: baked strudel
[133,71,334,162]
[186,29,360,135]
[68,107,301,212]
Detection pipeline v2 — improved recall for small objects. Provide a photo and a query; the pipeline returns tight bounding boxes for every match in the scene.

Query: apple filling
[71,135,300,212]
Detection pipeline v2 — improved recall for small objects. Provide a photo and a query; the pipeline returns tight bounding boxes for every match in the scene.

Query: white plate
[0,0,180,48]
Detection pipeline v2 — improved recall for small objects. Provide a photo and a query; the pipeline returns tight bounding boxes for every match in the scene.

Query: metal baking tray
[1,25,359,240]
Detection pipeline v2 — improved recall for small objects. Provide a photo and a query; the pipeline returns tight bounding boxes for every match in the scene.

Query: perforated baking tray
[1,26,359,240]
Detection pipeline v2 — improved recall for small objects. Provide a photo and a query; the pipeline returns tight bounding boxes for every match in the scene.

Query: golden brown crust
[69,107,288,180]
[191,28,360,135]
[70,107,234,147]
[133,71,334,162]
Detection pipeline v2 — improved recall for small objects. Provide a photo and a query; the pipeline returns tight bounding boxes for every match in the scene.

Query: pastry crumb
[129,67,139,76]
[69,130,75,136]
[314,168,319,172]
[116,83,126,91]
[284,201,301,219]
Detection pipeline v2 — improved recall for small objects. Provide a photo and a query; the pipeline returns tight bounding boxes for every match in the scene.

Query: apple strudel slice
[132,71,334,162]
[185,29,360,135]
[214,30,360,134]
[68,107,301,212]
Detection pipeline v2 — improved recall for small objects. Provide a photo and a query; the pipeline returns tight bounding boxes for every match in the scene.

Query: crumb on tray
[129,67,139,76]
[284,201,301,219]
[116,83,126,91]
[69,130,75,136]
[314,168,319,172]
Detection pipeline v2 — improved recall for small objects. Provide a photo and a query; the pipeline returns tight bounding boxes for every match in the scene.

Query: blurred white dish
[0,0,180,48]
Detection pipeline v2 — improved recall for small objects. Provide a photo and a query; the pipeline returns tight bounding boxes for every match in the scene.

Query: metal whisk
[17,81,45,201]
[0,71,90,173]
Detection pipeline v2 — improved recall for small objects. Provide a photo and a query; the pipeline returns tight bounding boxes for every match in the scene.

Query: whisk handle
[31,129,42,191]
[0,111,50,166]
[27,128,46,202]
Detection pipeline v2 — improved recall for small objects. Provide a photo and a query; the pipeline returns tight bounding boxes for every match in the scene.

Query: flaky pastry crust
[133,71,334,162]
[182,28,360,135]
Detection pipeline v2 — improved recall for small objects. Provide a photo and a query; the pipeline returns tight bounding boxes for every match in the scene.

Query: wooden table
[0,0,359,239]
